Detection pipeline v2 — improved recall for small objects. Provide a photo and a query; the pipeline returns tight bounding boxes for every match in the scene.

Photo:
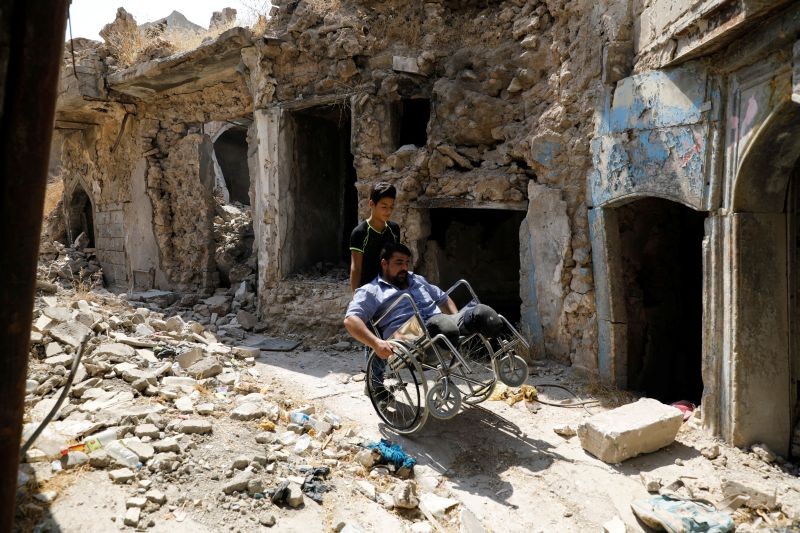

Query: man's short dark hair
[380,242,412,262]
[370,182,397,204]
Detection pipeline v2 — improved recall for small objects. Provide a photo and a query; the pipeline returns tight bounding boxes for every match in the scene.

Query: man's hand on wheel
[373,339,394,359]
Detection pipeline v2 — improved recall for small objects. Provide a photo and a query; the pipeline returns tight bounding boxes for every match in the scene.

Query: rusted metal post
[0,1,69,529]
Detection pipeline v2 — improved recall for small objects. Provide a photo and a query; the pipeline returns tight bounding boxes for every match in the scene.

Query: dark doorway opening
[286,104,357,275]
[617,197,705,404]
[214,126,250,205]
[67,186,94,247]
[427,208,524,323]
[394,98,430,149]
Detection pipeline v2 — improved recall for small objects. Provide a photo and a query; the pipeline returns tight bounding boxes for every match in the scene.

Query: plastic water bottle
[84,428,118,452]
[105,441,142,469]
[84,429,141,468]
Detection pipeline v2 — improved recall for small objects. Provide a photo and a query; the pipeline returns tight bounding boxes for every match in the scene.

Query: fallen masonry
[18,283,499,532]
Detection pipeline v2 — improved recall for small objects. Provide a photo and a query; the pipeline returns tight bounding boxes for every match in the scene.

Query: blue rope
[366,439,417,471]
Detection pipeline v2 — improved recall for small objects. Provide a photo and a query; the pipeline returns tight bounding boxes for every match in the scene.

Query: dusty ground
[15,282,800,533]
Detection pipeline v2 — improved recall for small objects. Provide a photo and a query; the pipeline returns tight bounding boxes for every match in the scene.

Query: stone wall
[50,0,634,369]
[243,0,620,365]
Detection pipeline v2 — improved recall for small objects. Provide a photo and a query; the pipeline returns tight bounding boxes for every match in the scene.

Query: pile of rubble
[37,237,103,290]
[213,202,256,290]
[17,285,479,532]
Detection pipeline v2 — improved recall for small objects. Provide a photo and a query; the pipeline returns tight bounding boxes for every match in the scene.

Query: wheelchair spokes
[366,344,428,434]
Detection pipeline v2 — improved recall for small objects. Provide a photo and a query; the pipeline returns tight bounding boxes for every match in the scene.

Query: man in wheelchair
[344,242,503,355]
[343,242,529,432]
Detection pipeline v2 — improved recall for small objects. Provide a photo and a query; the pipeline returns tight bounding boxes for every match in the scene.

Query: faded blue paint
[641,130,670,162]
[605,65,709,134]
[529,139,562,170]
[591,124,708,209]
[591,62,714,210]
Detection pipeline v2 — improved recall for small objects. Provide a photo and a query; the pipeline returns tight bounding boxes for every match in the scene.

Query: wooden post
[0,1,69,529]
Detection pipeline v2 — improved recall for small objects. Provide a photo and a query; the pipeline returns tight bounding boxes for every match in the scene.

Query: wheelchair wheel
[366,342,428,434]
[450,334,497,404]
[427,380,462,419]
[496,354,529,387]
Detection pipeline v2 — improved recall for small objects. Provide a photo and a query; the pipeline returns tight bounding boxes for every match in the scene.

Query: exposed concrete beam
[107,27,254,98]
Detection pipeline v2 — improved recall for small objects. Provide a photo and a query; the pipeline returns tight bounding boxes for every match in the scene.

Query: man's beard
[390,271,409,289]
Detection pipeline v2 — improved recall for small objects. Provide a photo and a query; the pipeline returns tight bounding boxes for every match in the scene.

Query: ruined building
[49,0,800,457]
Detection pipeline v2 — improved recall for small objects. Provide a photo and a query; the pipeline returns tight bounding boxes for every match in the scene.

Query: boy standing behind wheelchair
[349,182,401,394]
[349,182,401,292]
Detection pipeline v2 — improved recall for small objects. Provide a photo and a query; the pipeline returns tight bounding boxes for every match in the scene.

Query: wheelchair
[365,280,530,434]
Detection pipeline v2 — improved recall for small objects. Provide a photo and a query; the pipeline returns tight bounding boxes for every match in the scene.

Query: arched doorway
[66,185,94,247]
[728,102,800,456]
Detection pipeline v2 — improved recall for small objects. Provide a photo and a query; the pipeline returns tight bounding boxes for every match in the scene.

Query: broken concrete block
[176,419,212,434]
[393,55,420,74]
[222,469,254,494]
[720,474,778,509]
[43,306,72,323]
[231,402,265,421]
[165,315,184,332]
[237,310,257,330]
[109,467,136,484]
[419,492,460,519]
[152,437,179,453]
[49,321,92,347]
[122,438,155,463]
[94,342,136,359]
[751,443,777,463]
[177,347,204,368]
[124,506,140,526]
[145,489,166,505]
[577,398,683,464]
[126,496,147,508]
[45,342,64,357]
[134,424,160,439]
[393,480,419,509]
[286,482,304,507]
[44,353,73,366]
[186,358,223,379]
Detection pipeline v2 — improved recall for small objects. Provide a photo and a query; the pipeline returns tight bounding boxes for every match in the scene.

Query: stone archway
[725,101,800,455]
[66,184,94,247]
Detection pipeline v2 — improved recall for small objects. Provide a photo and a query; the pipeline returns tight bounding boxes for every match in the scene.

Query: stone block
[176,419,212,434]
[577,398,683,463]
[109,467,136,484]
[720,474,778,509]
[393,56,420,74]
[49,321,92,347]
[186,358,223,379]
[124,507,140,526]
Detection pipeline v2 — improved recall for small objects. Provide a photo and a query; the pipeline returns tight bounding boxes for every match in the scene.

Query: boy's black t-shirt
[350,220,400,287]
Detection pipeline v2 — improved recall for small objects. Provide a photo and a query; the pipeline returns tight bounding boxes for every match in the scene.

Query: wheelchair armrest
[445,279,481,305]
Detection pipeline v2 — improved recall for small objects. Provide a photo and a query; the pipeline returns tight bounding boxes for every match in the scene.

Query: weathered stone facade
[49,0,800,455]
[589,0,800,457]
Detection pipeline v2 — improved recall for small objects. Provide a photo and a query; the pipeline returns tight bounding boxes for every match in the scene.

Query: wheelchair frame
[364,279,530,434]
